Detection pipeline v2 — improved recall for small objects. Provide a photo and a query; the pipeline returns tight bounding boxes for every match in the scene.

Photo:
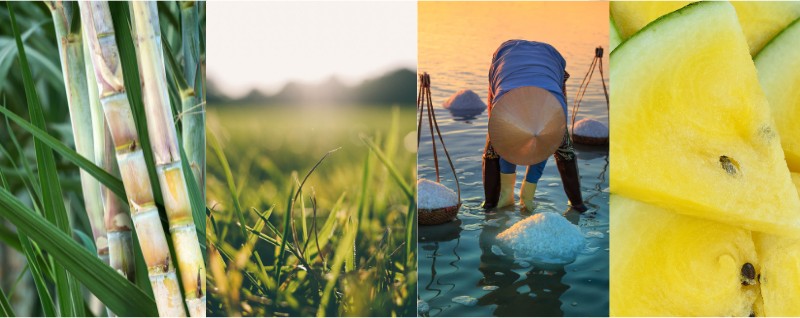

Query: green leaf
[0,283,14,317]
[0,222,21,252]
[0,22,43,93]
[0,188,159,317]
[73,229,96,255]
[0,161,53,317]
[18,233,56,317]
[0,106,127,201]
[2,110,43,210]
[7,3,82,315]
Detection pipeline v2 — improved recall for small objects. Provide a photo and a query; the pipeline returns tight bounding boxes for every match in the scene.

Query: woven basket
[419,202,461,226]
[572,134,608,146]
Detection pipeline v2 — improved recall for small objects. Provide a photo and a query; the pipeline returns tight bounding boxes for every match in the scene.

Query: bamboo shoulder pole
[130,2,205,316]
[79,2,186,316]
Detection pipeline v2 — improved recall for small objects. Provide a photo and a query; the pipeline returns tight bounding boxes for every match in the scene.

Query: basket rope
[417,72,461,205]
[570,46,610,136]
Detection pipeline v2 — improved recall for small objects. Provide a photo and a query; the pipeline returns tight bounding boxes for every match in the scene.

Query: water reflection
[422,224,463,317]
[448,107,486,121]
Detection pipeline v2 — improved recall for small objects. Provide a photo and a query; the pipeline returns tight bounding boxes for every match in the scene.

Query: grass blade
[209,131,247,239]
[316,221,358,316]
[0,188,159,317]
[360,135,413,200]
[360,135,416,270]
[274,180,296,285]
[7,3,82,315]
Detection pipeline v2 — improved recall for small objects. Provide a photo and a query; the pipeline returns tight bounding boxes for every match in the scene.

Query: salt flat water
[418,2,609,316]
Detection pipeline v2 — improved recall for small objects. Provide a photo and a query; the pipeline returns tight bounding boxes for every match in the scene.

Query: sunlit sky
[419,1,608,77]
[208,1,417,98]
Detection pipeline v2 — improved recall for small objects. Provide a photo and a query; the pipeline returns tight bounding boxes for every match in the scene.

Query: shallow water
[418,2,609,316]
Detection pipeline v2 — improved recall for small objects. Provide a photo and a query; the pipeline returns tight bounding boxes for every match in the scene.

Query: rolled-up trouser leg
[555,130,588,212]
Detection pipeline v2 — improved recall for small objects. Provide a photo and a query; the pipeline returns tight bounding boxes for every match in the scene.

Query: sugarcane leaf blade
[0,188,159,317]
[0,106,127,201]
[7,3,82,315]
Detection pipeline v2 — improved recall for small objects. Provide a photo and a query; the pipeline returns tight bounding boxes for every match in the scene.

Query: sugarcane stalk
[130,2,205,316]
[180,0,205,203]
[79,2,186,316]
[45,1,107,264]
[46,3,106,315]
[83,31,136,317]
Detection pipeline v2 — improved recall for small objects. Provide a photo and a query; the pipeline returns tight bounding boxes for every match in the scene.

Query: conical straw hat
[488,86,566,166]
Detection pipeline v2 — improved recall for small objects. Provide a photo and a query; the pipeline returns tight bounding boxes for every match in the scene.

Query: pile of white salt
[497,212,585,264]
[417,178,458,209]
[443,89,485,111]
[572,118,608,138]
[443,89,486,118]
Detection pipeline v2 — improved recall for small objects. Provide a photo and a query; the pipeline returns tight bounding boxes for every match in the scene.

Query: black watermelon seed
[741,263,756,286]
[720,156,739,176]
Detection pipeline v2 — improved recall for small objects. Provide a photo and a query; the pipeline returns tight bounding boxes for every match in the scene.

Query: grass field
[206,105,417,316]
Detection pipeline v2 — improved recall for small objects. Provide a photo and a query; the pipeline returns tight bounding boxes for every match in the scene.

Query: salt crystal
[547,183,560,187]
[585,231,605,239]
[572,118,608,138]
[491,245,505,256]
[581,246,600,255]
[482,285,499,291]
[497,212,585,264]
[417,179,458,209]
[494,272,504,276]
[463,223,482,231]
[484,218,502,227]
[451,296,478,306]
[418,299,429,314]
[515,261,531,268]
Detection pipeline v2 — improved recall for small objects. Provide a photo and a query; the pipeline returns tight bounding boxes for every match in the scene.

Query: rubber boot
[482,156,501,208]
[497,173,516,208]
[519,181,537,211]
[556,156,588,212]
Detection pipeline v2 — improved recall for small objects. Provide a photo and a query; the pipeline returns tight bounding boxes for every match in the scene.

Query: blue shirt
[488,40,567,116]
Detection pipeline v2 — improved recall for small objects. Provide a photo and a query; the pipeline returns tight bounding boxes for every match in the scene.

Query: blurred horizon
[207,1,416,100]
[207,67,416,106]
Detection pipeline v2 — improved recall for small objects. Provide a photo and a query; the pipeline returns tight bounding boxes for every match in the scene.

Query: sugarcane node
[197,270,203,297]
[161,255,172,272]
[130,139,137,151]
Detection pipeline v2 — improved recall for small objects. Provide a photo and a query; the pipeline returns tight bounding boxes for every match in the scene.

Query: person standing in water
[482,40,587,212]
